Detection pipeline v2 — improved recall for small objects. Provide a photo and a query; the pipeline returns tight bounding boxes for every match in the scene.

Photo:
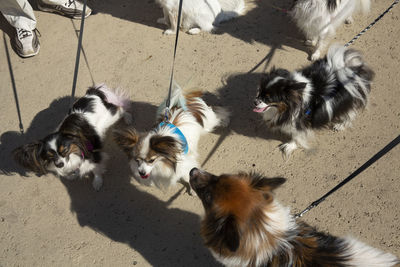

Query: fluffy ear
[252,175,286,192]
[13,141,46,175]
[220,215,240,252]
[113,127,139,155]
[150,135,180,156]
[290,82,307,91]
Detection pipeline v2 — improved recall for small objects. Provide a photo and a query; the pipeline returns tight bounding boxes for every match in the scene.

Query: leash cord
[165,0,184,120]
[295,135,400,218]
[345,0,399,47]
[4,32,24,133]
[68,0,87,114]
[295,1,400,218]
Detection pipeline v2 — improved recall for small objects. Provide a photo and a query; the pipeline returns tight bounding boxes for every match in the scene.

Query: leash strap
[296,135,400,218]
[345,0,399,47]
[3,33,24,133]
[68,0,88,114]
[165,0,184,120]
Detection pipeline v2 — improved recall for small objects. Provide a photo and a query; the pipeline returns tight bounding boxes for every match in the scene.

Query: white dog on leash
[156,0,245,34]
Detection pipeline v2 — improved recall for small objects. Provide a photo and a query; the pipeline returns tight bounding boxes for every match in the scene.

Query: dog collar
[158,122,189,154]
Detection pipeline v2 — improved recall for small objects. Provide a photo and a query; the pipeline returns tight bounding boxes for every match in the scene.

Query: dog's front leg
[164,11,178,35]
[157,7,170,25]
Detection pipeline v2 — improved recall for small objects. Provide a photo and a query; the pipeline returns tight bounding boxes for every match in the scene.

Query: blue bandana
[158,122,189,154]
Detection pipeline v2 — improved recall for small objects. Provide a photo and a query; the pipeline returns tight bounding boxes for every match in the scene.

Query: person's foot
[12,28,40,58]
[37,0,92,19]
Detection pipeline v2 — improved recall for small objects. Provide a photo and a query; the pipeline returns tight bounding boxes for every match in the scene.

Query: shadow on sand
[0,95,218,266]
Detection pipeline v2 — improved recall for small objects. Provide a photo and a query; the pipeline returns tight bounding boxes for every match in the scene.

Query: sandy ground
[0,0,399,266]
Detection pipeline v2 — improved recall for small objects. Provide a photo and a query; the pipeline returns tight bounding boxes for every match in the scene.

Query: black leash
[68,0,88,114]
[164,0,184,121]
[344,0,399,47]
[295,135,400,218]
[3,32,24,134]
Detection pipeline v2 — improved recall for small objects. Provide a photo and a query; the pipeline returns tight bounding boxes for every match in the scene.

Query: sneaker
[37,0,92,19]
[12,28,40,58]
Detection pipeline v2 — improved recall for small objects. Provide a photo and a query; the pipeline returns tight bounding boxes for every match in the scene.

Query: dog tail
[342,237,399,267]
[157,81,188,116]
[327,45,374,105]
[215,0,245,24]
[96,84,131,111]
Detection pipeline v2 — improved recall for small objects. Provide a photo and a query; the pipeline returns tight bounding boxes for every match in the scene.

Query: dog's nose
[139,170,146,176]
[190,168,198,178]
[55,162,64,168]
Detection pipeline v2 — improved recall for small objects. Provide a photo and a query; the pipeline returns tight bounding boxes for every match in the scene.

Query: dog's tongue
[253,106,268,113]
[141,174,150,179]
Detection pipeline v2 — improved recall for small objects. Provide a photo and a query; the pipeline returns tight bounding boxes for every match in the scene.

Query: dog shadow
[201,72,288,166]
[86,0,164,30]
[61,141,218,266]
[85,0,308,57]
[0,95,218,265]
[216,0,307,54]
[205,72,287,141]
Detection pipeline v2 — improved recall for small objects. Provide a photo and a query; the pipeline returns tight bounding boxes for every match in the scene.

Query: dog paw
[310,50,321,61]
[279,142,297,160]
[92,175,103,191]
[163,29,176,35]
[157,17,167,25]
[305,39,317,46]
[188,28,201,35]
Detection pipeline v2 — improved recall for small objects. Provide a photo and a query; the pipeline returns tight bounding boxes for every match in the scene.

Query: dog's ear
[217,214,240,252]
[113,127,139,155]
[13,141,46,175]
[150,135,180,156]
[222,215,240,252]
[272,68,291,78]
[290,82,307,91]
[251,175,286,192]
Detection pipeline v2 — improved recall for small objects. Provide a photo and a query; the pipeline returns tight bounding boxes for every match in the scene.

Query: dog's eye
[147,158,156,164]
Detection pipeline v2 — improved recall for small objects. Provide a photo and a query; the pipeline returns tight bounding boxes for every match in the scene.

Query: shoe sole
[37,3,91,19]
[17,44,41,58]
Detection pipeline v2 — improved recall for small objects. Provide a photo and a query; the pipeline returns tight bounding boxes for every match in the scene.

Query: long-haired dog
[290,0,371,60]
[189,168,399,267]
[113,83,229,192]
[253,45,374,158]
[156,0,245,35]
[13,85,131,190]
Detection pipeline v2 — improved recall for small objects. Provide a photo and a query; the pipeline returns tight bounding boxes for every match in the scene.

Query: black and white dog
[290,0,371,60]
[254,45,374,157]
[13,84,131,190]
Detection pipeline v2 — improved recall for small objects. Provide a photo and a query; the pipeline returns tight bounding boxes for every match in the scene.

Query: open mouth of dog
[253,103,276,113]
[140,174,150,179]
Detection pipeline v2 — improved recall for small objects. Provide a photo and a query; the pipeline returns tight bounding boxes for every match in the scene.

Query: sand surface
[0,0,399,266]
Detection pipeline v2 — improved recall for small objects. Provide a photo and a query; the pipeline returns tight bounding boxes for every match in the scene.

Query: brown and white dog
[114,83,229,192]
[189,168,399,267]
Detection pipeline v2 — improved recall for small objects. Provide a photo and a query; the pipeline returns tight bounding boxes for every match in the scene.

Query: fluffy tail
[344,237,399,267]
[215,0,245,24]
[158,81,230,131]
[96,84,131,111]
[157,81,188,116]
[326,45,374,105]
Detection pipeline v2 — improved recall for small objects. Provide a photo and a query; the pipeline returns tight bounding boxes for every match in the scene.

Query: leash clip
[164,107,170,122]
